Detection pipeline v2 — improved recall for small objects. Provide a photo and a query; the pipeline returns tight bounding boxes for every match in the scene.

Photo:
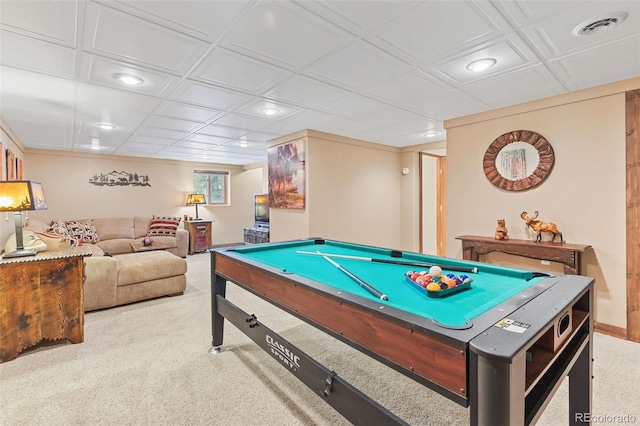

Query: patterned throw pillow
[147,215,181,237]
[66,221,101,244]
[47,220,79,246]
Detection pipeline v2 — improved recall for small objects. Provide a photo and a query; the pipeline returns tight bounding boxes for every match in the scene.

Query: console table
[456,235,592,275]
[0,246,91,363]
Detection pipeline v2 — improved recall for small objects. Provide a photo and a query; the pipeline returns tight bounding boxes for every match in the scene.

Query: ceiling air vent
[573,12,628,36]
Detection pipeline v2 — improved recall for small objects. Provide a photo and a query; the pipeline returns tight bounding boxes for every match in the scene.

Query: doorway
[420,152,446,256]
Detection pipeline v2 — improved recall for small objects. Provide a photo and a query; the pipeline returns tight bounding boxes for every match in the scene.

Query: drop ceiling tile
[184,134,229,145]
[157,145,204,155]
[0,67,76,112]
[134,126,189,140]
[429,36,536,84]
[521,1,640,58]
[1,107,73,149]
[259,121,307,136]
[363,70,448,105]
[491,0,581,27]
[0,0,77,46]
[142,115,205,133]
[262,75,349,107]
[76,83,161,114]
[462,64,564,107]
[232,98,302,120]
[112,0,251,42]
[282,110,377,136]
[83,2,211,74]
[77,125,131,147]
[155,101,224,123]
[127,135,176,146]
[405,90,491,120]
[172,80,252,110]
[79,54,179,97]
[303,40,412,90]
[241,130,282,143]
[191,48,292,93]
[295,0,421,35]
[211,112,273,131]
[548,35,640,83]
[370,1,502,62]
[197,124,250,139]
[172,140,220,151]
[0,31,75,78]
[352,118,443,143]
[220,1,355,70]
[318,94,423,127]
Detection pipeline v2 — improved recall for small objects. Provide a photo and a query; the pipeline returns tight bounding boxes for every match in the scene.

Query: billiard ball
[405,270,415,278]
[426,282,441,292]
[429,266,442,277]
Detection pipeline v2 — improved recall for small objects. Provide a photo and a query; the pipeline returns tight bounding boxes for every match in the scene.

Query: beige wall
[268,130,406,249]
[445,78,640,329]
[22,150,263,245]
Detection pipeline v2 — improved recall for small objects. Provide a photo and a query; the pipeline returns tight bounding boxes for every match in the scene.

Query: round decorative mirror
[483,130,555,191]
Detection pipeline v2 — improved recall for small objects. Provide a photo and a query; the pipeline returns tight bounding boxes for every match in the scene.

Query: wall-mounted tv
[254,193,269,224]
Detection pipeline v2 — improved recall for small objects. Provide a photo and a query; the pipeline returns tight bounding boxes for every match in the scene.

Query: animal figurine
[494,219,509,240]
[520,211,563,243]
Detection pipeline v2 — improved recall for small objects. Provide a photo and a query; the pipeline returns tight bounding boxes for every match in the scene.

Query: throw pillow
[66,221,101,244]
[34,231,72,251]
[147,215,181,237]
[47,220,80,246]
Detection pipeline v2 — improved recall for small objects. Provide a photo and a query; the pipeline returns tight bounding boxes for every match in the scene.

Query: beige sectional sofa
[22,217,189,311]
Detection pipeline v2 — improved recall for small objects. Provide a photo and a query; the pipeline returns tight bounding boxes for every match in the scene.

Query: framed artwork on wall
[16,158,23,180]
[6,148,15,180]
[267,139,306,209]
[0,142,3,179]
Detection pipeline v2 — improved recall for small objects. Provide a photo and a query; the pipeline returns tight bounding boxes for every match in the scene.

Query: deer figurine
[520,211,563,243]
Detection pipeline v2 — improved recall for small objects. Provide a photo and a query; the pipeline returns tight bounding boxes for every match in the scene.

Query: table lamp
[185,193,206,220]
[0,181,48,258]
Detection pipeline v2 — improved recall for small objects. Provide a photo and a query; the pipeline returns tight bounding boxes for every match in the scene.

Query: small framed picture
[6,148,15,180]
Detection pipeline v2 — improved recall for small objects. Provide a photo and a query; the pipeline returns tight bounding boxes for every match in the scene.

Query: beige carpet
[1,253,638,425]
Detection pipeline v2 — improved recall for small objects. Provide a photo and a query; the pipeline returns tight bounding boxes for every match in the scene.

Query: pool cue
[297,250,478,274]
[317,251,389,301]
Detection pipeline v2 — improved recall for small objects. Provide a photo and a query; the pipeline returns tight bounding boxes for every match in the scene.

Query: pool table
[210,238,594,425]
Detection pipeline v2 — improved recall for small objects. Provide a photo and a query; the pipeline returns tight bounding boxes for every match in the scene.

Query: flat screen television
[254,193,269,225]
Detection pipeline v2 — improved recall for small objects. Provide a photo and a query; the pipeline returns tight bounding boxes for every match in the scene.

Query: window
[194,171,230,205]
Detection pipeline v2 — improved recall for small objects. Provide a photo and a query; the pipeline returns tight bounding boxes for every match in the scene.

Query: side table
[184,220,213,255]
[0,246,92,363]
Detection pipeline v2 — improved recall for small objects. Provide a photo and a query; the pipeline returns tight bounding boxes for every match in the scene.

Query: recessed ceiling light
[260,107,280,116]
[239,140,248,147]
[466,58,497,73]
[112,73,144,86]
[423,132,438,138]
[96,122,115,130]
[573,12,628,36]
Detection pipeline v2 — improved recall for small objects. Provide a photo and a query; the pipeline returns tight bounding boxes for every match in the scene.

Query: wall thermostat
[402,167,410,175]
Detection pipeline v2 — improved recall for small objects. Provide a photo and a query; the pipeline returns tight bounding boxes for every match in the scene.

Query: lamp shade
[0,181,47,212]
[185,194,206,205]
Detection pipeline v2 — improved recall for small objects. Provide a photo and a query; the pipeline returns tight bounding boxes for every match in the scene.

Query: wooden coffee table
[131,241,168,252]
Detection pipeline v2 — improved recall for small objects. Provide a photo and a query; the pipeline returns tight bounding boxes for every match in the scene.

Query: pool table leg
[209,271,227,354]
[568,338,592,425]
[470,350,527,426]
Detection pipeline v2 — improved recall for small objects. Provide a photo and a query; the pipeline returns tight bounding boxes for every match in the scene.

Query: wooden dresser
[184,220,213,255]
[0,246,91,363]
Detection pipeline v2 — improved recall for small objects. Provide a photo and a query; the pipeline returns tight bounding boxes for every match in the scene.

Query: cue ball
[429,266,442,277]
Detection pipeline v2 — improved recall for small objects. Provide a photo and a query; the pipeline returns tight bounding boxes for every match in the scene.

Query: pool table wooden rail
[214,252,469,401]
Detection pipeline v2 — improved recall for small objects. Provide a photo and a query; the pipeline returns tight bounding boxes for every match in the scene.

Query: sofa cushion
[66,221,101,244]
[147,216,181,237]
[96,238,137,255]
[134,216,152,239]
[24,218,49,233]
[93,217,134,240]
[115,251,187,287]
